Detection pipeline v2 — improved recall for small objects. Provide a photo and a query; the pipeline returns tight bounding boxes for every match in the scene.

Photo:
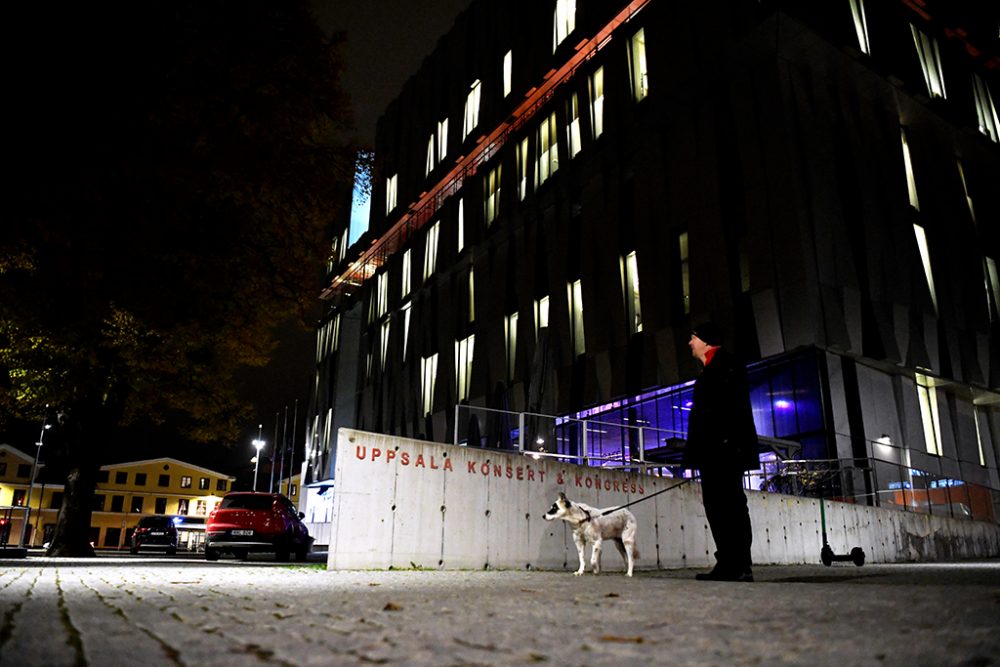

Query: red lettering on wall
[355,446,366,460]
[481,462,490,476]
[516,467,524,481]
[372,448,382,461]
[613,480,620,492]
[444,458,453,472]
[415,454,425,468]
[493,464,502,478]
[401,452,410,466]
[527,468,535,481]
[468,461,477,474]
[386,450,396,463]
[575,475,583,487]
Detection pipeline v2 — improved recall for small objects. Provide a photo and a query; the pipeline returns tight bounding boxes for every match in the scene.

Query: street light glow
[252,425,265,492]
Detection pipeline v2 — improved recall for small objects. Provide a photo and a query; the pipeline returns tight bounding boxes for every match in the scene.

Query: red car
[205,492,313,561]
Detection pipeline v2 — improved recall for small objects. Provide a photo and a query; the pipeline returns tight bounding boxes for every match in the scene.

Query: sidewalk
[1,556,998,666]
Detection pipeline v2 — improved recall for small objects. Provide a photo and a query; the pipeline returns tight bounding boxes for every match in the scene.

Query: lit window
[423,221,440,281]
[566,93,582,158]
[332,313,340,352]
[568,279,585,357]
[468,268,476,323]
[516,137,530,200]
[679,232,690,314]
[180,476,192,489]
[985,256,1000,323]
[911,25,946,99]
[485,164,502,226]
[913,223,937,315]
[848,0,871,55]
[621,251,642,333]
[437,118,449,159]
[463,80,482,140]
[376,271,389,318]
[553,0,576,51]
[380,320,391,370]
[915,373,942,456]
[457,199,465,253]
[971,73,998,143]
[974,406,987,466]
[535,296,550,339]
[503,50,513,98]
[421,353,439,416]
[386,173,398,215]
[401,249,411,297]
[535,112,559,187]
[425,134,435,176]
[589,67,605,139]
[505,312,518,382]
[628,28,649,102]
[900,128,919,210]
[401,302,412,359]
[340,227,349,263]
[455,335,475,402]
[956,160,976,226]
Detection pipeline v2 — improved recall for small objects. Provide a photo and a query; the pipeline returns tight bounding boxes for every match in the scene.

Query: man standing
[684,321,759,582]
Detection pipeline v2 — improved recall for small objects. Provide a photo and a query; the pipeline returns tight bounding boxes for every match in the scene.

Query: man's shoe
[695,567,754,582]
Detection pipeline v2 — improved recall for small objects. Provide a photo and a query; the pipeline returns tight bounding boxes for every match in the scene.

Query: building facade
[308,0,1000,519]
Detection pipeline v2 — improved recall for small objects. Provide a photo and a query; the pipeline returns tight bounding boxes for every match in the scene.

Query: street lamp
[20,407,51,547]
[252,424,265,492]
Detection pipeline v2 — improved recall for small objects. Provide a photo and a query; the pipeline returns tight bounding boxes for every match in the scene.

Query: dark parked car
[130,515,179,555]
[205,492,312,561]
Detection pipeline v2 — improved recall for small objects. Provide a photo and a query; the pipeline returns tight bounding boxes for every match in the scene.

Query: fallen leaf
[604,592,620,598]
[383,602,402,611]
[600,635,644,644]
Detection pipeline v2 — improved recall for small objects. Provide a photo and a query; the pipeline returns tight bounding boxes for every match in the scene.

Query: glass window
[380,320,391,370]
[621,251,642,334]
[386,173,398,215]
[134,473,147,486]
[115,471,127,484]
[535,112,559,188]
[679,232,690,314]
[916,373,943,456]
[110,495,125,512]
[468,268,475,323]
[199,477,209,490]
[985,257,1000,323]
[516,137,531,200]
[423,221,440,281]
[911,25,946,99]
[628,28,649,102]
[566,93,582,158]
[900,128,919,210]
[457,199,465,253]
[130,496,144,513]
[180,476,192,489]
[553,0,576,51]
[421,353,439,416]
[425,133,435,176]
[484,164,502,226]
[401,249,412,297]
[89,494,102,511]
[535,295,550,339]
[155,497,167,514]
[177,499,189,516]
[402,302,412,359]
[568,279,585,357]
[971,73,998,143]
[956,160,976,226]
[913,223,937,314]
[589,67,605,139]
[848,0,871,54]
[456,335,475,402]
[158,474,169,487]
[505,312,519,382]
[216,479,228,492]
[437,118,449,158]
[376,271,389,318]
[463,80,482,140]
[503,50,513,98]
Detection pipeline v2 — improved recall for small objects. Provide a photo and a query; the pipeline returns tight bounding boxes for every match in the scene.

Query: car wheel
[205,547,220,561]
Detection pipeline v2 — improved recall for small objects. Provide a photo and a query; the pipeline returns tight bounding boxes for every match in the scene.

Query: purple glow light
[774,399,793,410]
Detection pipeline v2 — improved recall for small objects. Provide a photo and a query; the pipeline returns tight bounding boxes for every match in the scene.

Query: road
[1,553,998,666]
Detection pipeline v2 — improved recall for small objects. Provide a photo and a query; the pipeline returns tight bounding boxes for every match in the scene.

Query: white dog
[543,492,639,577]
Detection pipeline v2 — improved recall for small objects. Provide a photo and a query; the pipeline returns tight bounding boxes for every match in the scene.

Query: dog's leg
[613,538,633,577]
[572,532,587,576]
[590,537,603,574]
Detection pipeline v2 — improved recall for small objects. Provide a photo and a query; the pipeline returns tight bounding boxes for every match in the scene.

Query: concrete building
[307,0,1000,523]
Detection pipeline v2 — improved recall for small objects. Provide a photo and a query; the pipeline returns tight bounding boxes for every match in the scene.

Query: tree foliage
[1,1,354,554]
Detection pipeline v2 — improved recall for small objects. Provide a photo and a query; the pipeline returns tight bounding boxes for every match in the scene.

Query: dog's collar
[581,508,593,523]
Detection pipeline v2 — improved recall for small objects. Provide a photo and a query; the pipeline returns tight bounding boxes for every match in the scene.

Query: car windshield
[219,495,274,510]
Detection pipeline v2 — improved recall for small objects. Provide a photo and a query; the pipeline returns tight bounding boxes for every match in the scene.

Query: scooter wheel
[850,547,865,567]
[821,545,834,567]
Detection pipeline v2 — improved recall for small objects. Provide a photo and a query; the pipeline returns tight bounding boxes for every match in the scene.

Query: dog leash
[582,476,698,522]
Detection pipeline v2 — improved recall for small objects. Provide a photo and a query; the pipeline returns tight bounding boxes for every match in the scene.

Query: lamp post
[252,424,265,492]
[20,407,51,547]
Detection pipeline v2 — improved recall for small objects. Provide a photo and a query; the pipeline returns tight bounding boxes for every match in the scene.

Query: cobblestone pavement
[1,555,998,666]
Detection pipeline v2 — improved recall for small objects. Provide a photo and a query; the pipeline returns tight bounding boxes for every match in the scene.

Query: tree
[1,1,354,555]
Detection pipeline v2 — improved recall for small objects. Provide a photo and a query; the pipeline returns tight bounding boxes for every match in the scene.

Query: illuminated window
[516,137,530,200]
[503,50,513,98]
[420,353,439,416]
[971,73,998,143]
[553,0,575,51]
[425,133,435,176]
[463,79,482,140]
[679,232,690,314]
[566,93,582,158]
[534,296,550,339]
[484,164,502,226]
[180,476,192,489]
[589,67,605,139]
[468,268,475,323]
[535,112,559,187]
[628,28,649,102]
[985,257,1000,323]
[401,250,411,297]
[437,118,449,159]
[380,320,391,370]
[457,199,465,253]
[974,406,987,466]
[915,373,942,456]
[621,251,642,333]
[401,302,412,359]
[956,160,976,226]
[385,173,398,215]
[423,221,440,281]
[913,223,937,315]
[331,314,340,352]
[911,25,946,99]
[900,128,919,210]
[376,271,389,318]
[505,312,518,382]
[455,335,475,402]
[848,0,870,54]
[568,279,585,357]
[340,227,349,263]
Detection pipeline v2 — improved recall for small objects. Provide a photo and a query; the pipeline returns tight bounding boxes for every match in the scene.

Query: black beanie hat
[692,321,723,347]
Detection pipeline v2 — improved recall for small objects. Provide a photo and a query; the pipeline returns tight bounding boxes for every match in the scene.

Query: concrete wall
[328,429,1000,571]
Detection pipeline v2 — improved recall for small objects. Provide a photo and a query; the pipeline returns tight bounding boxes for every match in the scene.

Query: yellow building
[0,445,235,551]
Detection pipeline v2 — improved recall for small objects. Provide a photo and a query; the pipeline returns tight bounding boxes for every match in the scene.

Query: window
[485,164,502,226]
[158,474,170,487]
[566,93,582,158]
[568,280,585,357]
[195,500,207,516]
[104,528,121,548]
[679,232,690,314]
[423,221,440,280]
[380,320,391,370]
[437,118,449,159]
[956,160,976,225]
[849,0,871,54]
[115,471,127,484]
[456,335,475,402]
[913,223,937,314]
[535,112,559,187]
[589,67,605,139]
[971,73,998,143]
[180,475,192,489]
[291,484,298,497]
[900,128,919,210]
[535,296,550,339]
[199,477,210,490]
[463,80,482,140]
[505,312,519,383]
[17,464,31,478]
[457,199,465,253]
[503,50,513,97]
[110,495,125,512]
[89,494,102,511]
[386,173,398,215]
[177,499,189,516]
[134,473,147,486]
[915,373,942,456]
[376,271,389,318]
[12,490,26,506]
[628,28,649,102]
[130,496,144,513]
[974,407,987,466]
[98,470,109,483]
[468,268,476,323]
[155,497,167,514]
[421,353,439,416]
[425,133,436,176]
[911,25,946,99]
[621,251,642,333]
[516,137,530,200]
[553,0,576,51]
[401,250,412,297]
[216,479,228,492]
[985,257,1000,323]
[401,302,412,359]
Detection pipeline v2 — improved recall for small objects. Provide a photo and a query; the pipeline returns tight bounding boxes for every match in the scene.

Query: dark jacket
[683,348,760,472]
